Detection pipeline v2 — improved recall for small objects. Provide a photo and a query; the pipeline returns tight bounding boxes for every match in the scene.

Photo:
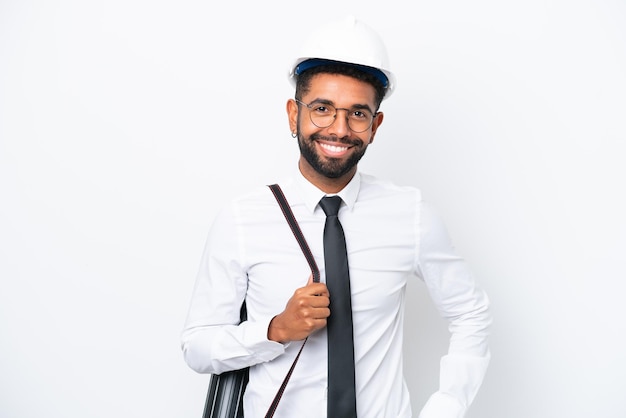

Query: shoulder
[215,179,298,226]
[358,173,423,204]
[231,184,277,207]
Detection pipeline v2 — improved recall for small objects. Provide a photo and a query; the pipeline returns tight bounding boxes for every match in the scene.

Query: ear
[286,99,299,135]
[368,111,384,144]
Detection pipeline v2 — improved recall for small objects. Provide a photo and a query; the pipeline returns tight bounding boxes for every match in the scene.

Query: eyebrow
[308,98,375,114]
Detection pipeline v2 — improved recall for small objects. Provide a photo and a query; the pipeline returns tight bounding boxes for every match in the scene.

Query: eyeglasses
[295,99,376,133]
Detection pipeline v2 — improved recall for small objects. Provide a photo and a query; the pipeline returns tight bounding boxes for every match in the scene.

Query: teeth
[320,143,348,152]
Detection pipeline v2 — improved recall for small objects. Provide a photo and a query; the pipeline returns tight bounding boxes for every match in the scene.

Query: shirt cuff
[240,316,287,363]
[418,392,466,418]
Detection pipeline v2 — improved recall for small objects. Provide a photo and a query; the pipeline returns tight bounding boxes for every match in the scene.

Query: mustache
[309,133,364,147]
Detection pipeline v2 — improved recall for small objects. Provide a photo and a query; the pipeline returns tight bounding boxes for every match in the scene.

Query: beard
[297,132,368,179]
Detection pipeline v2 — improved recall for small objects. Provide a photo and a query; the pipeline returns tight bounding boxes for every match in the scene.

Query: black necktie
[319,196,357,417]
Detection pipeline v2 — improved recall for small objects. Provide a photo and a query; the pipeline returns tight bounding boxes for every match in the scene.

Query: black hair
[295,63,386,110]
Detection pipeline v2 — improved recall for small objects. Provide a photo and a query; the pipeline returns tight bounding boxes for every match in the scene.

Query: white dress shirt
[181,169,491,418]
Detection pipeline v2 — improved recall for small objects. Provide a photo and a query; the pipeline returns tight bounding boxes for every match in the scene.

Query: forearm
[181,317,285,374]
[419,300,491,418]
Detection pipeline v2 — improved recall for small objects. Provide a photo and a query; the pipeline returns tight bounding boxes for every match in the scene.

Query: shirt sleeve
[180,203,286,374]
[415,202,492,418]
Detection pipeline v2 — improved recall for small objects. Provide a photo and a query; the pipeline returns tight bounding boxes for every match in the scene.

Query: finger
[307,283,329,297]
[309,295,330,308]
[301,307,330,323]
[310,306,331,319]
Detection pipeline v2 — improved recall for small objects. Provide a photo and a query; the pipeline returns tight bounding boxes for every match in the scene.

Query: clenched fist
[267,275,330,343]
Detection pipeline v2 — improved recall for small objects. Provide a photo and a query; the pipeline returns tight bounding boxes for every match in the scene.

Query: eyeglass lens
[303,102,374,133]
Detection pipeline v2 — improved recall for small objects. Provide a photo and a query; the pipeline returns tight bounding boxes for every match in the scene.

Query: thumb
[306,274,314,286]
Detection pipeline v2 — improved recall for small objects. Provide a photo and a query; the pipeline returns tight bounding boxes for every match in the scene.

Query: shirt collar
[295,166,361,214]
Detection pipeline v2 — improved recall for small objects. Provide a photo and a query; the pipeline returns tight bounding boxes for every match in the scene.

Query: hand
[268,275,330,343]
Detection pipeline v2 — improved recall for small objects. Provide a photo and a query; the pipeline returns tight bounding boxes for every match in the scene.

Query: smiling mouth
[319,142,350,153]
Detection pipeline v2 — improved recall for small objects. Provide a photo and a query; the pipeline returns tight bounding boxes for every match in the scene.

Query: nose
[327,108,351,137]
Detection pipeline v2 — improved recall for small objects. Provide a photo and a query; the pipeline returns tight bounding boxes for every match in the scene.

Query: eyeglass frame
[294,99,379,133]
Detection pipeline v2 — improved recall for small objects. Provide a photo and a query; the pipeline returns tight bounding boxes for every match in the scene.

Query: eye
[351,110,369,120]
[312,105,332,115]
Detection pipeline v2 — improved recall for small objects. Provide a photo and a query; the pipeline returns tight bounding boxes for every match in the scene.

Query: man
[182,16,491,418]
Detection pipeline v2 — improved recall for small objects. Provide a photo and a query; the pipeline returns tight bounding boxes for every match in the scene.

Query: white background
[1,1,625,417]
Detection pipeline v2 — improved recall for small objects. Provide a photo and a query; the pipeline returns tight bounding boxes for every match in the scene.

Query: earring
[291,131,297,138]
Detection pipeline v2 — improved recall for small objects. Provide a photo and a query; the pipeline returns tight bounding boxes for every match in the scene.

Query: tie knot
[319,196,342,217]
